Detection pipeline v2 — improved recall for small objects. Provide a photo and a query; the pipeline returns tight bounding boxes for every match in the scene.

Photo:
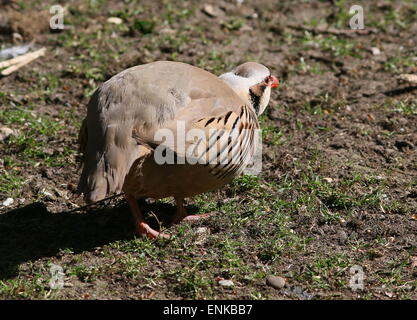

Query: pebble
[202,5,217,17]
[2,198,14,207]
[195,227,209,244]
[218,279,234,287]
[0,127,14,141]
[107,17,123,25]
[398,74,417,84]
[266,275,286,289]
[371,47,381,55]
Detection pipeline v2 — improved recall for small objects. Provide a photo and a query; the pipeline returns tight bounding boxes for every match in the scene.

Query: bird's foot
[136,221,170,239]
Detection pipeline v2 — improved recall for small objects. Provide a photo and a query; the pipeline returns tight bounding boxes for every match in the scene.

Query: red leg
[170,198,214,225]
[125,194,169,239]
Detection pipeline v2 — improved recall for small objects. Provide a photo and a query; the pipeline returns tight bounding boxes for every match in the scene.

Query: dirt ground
[0,0,416,300]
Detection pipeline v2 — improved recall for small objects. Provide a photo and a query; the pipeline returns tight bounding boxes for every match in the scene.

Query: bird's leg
[125,194,169,239]
[170,198,214,225]
[170,198,187,225]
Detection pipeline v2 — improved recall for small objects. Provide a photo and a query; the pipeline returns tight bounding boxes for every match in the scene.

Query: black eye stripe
[249,88,261,114]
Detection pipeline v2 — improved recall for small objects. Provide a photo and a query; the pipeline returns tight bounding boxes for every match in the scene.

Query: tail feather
[77,131,139,203]
[77,89,139,203]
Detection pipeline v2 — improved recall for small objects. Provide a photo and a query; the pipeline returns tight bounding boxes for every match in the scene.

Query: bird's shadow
[0,198,197,280]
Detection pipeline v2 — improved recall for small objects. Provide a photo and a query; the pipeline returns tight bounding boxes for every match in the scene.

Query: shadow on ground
[0,199,183,279]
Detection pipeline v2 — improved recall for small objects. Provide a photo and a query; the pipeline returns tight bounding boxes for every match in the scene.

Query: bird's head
[219,62,279,116]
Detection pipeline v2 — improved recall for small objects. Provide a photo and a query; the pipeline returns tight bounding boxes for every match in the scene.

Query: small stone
[0,127,14,141]
[371,47,381,55]
[107,17,123,25]
[195,227,209,245]
[2,198,14,207]
[12,32,23,43]
[398,74,417,84]
[218,279,234,287]
[266,275,286,289]
[202,5,217,17]
[323,177,333,183]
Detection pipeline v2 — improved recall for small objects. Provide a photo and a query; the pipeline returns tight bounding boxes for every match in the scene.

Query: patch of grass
[196,50,228,75]
[331,0,353,29]
[303,94,345,116]
[384,99,417,115]
[375,255,412,288]
[260,124,284,146]
[163,1,193,25]
[132,19,156,34]
[0,107,74,167]
[69,265,99,283]
[227,175,261,196]
[222,18,245,31]
[0,167,25,197]
[0,275,50,299]
[119,254,146,278]
[302,253,352,290]
[302,32,360,57]
[296,57,325,75]
[383,56,415,73]
[163,266,213,299]
[368,3,417,31]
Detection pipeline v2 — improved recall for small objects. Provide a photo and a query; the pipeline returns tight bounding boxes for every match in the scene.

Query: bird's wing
[175,105,260,181]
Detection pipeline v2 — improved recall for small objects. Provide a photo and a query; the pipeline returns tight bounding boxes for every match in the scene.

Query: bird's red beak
[267,75,279,88]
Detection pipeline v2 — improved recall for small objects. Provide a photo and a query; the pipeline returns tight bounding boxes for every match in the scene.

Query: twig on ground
[0,47,46,76]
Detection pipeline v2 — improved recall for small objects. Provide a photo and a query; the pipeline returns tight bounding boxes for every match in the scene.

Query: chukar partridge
[78,61,278,238]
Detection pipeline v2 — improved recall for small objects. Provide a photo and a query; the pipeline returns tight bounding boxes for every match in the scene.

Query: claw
[136,222,170,239]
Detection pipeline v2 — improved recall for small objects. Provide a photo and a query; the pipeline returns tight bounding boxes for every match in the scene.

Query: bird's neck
[219,72,257,112]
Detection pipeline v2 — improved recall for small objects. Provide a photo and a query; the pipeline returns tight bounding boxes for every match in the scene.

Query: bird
[77,61,279,238]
